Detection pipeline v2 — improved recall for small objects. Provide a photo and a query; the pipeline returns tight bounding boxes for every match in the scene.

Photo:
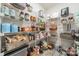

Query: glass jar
[19,11,24,21]
[24,13,29,21]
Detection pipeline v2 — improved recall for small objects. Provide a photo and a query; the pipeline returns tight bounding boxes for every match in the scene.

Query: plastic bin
[2,23,11,33]
[0,24,1,32]
[11,24,18,32]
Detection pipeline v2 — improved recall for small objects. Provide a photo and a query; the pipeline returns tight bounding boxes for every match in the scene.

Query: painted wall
[46,3,79,16]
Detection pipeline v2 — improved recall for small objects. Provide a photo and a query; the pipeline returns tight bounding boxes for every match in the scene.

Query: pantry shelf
[3,31,39,36]
[0,31,47,37]
[4,36,49,56]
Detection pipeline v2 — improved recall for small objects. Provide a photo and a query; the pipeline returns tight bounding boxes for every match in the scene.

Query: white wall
[46,3,79,17]
[30,3,44,12]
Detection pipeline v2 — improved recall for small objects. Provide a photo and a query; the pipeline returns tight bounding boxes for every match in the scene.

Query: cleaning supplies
[30,16,36,22]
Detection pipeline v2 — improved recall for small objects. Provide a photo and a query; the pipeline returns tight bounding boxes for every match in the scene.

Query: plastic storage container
[2,23,11,33]
[2,6,9,16]
[0,6,5,16]
[0,24,1,32]
[9,9,16,18]
[0,7,1,13]
[11,24,18,32]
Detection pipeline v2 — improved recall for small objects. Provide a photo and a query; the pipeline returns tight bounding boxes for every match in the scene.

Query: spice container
[21,27,32,32]
[29,33,35,41]
[21,27,26,32]
[31,23,36,31]
[30,16,36,22]
[39,32,44,39]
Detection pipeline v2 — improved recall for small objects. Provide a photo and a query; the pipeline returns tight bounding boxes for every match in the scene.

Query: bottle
[18,27,20,32]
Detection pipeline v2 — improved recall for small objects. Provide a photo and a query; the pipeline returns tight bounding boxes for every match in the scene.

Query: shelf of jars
[0,3,47,34]
[0,3,46,35]
[0,3,50,56]
[1,31,39,36]
[0,3,19,20]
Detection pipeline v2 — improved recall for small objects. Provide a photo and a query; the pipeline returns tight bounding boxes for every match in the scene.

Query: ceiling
[39,3,58,10]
